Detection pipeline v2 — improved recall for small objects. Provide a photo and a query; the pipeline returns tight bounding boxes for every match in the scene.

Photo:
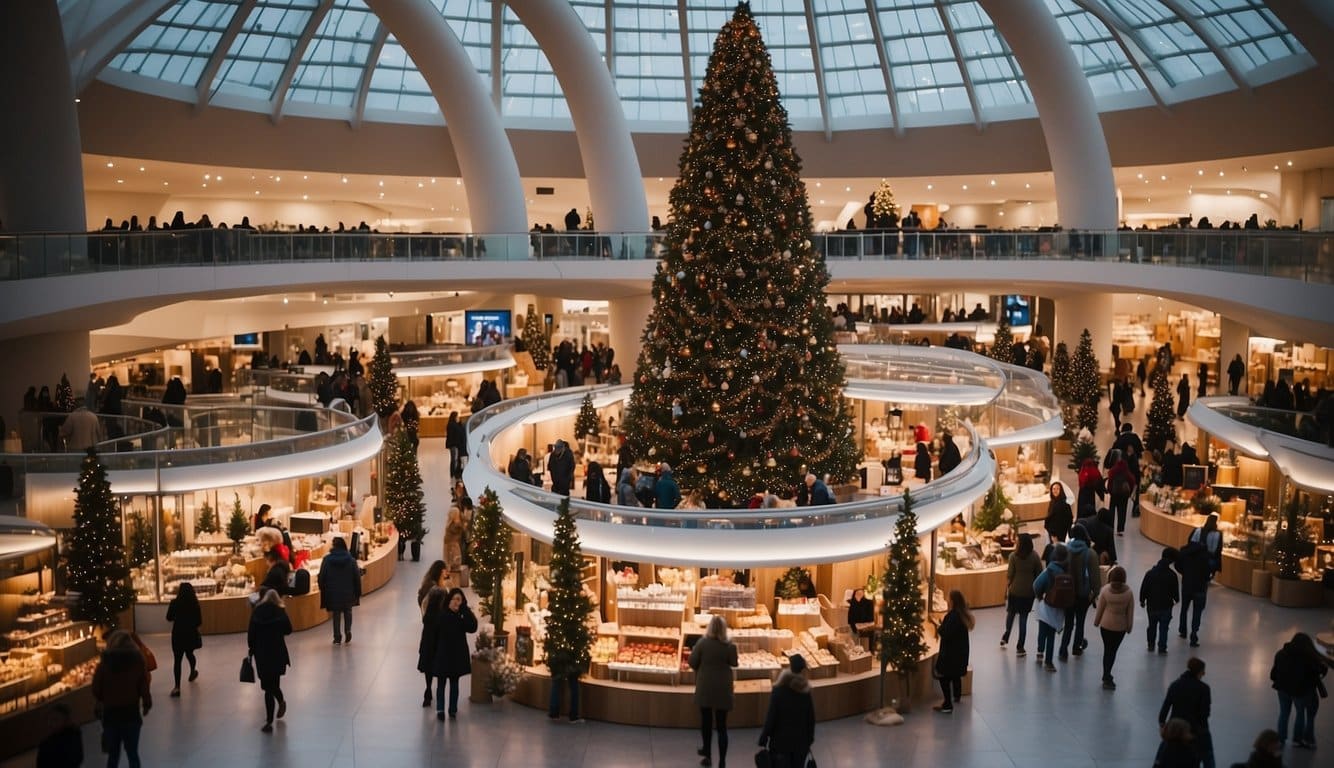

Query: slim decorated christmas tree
[623,3,859,504]
[384,430,428,549]
[1051,342,1071,400]
[367,335,399,420]
[575,393,600,439]
[989,317,1014,364]
[544,498,593,685]
[55,373,77,413]
[65,450,134,628]
[872,180,899,227]
[195,501,219,536]
[879,490,925,707]
[226,493,249,553]
[1070,329,1102,435]
[522,304,551,370]
[471,488,514,631]
[1144,364,1177,453]
[127,509,154,566]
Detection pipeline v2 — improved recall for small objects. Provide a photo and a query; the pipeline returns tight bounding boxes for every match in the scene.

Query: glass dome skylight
[96,0,1310,131]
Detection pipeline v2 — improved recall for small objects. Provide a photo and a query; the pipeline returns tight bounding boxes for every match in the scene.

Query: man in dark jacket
[759,653,815,766]
[1159,657,1213,768]
[548,440,575,495]
[1082,508,1118,565]
[1140,548,1179,654]
[1174,540,1211,648]
[655,463,682,510]
[317,537,362,645]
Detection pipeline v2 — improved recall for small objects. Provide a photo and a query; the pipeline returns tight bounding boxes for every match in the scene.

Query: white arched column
[1055,293,1113,374]
[506,0,648,233]
[608,294,653,369]
[977,0,1117,230]
[1,1,86,232]
[362,0,527,233]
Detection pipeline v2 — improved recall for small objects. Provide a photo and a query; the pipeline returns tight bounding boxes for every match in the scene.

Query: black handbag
[239,656,255,684]
[754,749,771,768]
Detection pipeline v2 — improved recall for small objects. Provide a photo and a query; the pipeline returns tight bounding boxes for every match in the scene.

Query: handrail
[0,229,1328,284]
[12,410,169,453]
[466,385,990,530]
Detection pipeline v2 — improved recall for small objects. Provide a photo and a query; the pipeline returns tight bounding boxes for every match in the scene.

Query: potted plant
[878,490,926,715]
[470,630,524,703]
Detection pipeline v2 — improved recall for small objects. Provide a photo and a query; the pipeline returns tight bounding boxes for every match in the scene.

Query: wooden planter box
[1250,570,1273,598]
[1269,578,1324,608]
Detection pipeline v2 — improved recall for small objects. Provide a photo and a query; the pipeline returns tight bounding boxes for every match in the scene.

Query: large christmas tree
[575,393,600,439]
[623,3,859,504]
[879,490,925,706]
[367,335,399,420]
[55,373,77,413]
[65,450,134,628]
[544,498,593,683]
[1069,329,1102,435]
[384,430,428,545]
[521,304,551,370]
[1144,364,1177,453]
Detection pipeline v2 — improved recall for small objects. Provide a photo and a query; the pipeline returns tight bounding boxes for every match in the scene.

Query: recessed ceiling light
[274,176,281,182]
[1159,175,1166,181]
[998,210,1005,216]
[1273,165,1280,171]
[1218,171,1224,177]
[205,174,211,180]
[254,190,260,195]
[74,98,81,103]
[1226,189,1232,195]
[455,179,462,186]
[116,179,124,184]
[162,181,169,186]
[819,199,825,204]
[926,184,933,190]
[961,184,968,190]
[138,166,145,172]
[815,182,821,188]
[844,185,851,192]
[1258,192,1269,199]
[1286,160,1293,167]
[1136,173,1143,179]
[341,176,348,184]
[302,175,308,180]
[201,183,207,188]
[215,175,222,182]
[989,179,996,186]
[282,297,288,304]
[302,194,308,200]
[105,161,114,168]
[322,298,328,305]
[1197,169,1204,176]
[1024,183,1030,189]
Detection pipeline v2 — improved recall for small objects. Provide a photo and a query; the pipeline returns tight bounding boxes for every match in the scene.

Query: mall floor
[5,379,1330,768]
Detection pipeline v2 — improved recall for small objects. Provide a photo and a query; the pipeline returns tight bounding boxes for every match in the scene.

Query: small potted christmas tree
[879,490,925,713]
[226,493,250,554]
[575,393,599,450]
[1070,329,1102,436]
[989,317,1014,364]
[544,498,592,715]
[521,304,551,371]
[1144,365,1177,454]
[384,430,428,560]
[471,488,515,645]
[195,501,219,536]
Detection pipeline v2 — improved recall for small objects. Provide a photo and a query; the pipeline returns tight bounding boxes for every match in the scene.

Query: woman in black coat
[914,442,932,481]
[431,587,478,719]
[165,582,202,697]
[247,589,292,732]
[417,587,446,707]
[934,589,973,713]
[1043,482,1073,543]
[759,654,815,766]
[584,461,611,504]
[937,433,963,477]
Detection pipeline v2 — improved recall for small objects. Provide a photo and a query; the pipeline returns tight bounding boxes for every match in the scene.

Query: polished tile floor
[5,391,1329,768]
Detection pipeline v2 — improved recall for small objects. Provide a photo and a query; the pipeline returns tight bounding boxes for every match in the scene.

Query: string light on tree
[522,304,552,371]
[384,430,428,549]
[575,393,600,441]
[1144,364,1177,453]
[55,373,76,413]
[872,180,900,227]
[65,449,134,630]
[471,488,515,633]
[1069,329,1102,435]
[989,316,1014,364]
[622,2,860,503]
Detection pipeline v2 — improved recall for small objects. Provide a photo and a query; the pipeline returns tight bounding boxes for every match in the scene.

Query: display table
[935,564,1008,608]
[134,532,398,635]
[1139,501,1261,595]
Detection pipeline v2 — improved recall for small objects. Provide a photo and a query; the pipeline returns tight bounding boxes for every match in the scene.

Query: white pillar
[1219,316,1250,397]
[1055,293,1114,374]
[362,0,527,233]
[608,294,653,371]
[506,0,648,233]
[977,0,1117,230]
[0,330,90,439]
[1,0,86,232]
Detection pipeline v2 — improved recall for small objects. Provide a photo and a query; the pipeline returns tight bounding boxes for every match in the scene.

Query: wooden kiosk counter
[133,531,398,635]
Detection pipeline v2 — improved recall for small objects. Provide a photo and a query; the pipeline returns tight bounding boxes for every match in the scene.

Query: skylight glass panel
[435,0,493,77]
[365,35,438,115]
[879,2,967,115]
[946,1,1030,110]
[210,0,320,101]
[501,6,569,120]
[613,1,689,123]
[1179,0,1302,69]
[1095,0,1223,85]
[109,0,239,87]
[285,0,376,107]
[1044,0,1146,96]
[813,0,892,119]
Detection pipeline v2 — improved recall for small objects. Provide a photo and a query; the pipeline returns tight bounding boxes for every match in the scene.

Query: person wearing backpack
[1106,449,1136,535]
[1174,539,1211,649]
[1189,514,1223,580]
[1033,544,1072,672]
[1141,548,1180,654]
[1058,525,1102,661]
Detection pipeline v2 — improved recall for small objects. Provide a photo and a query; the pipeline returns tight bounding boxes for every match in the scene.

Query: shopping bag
[239,656,256,684]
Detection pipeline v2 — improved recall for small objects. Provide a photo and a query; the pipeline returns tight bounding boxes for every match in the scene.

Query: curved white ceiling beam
[1069,0,1169,109]
[862,0,903,137]
[361,0,527,233]
[505,0,648,232]
[977,0,1117,229]
[1154,0,1251,92]
[933,0,985,132]
[350,22,389,130]
[803,0,834,141]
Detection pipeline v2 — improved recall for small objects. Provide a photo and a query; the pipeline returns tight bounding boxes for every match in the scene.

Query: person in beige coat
[1093,565,1135,690]
[59,406,102,451]
[689,615,738,767]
